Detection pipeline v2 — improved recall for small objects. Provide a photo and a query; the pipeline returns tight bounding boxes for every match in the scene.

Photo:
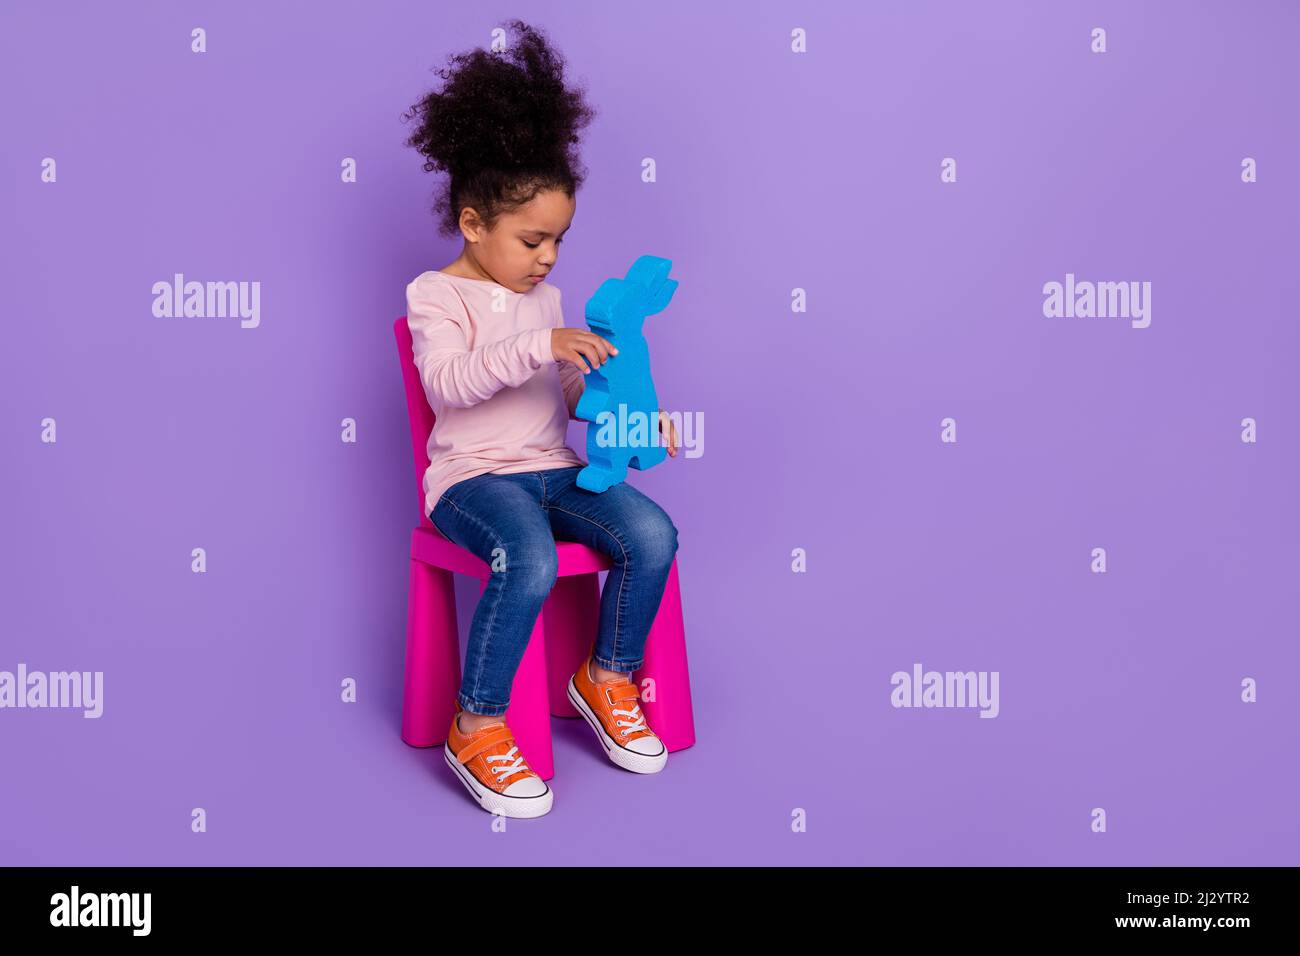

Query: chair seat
[411,527,615,580]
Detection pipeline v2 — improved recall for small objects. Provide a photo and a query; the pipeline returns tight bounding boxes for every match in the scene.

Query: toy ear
[647,278,678,315]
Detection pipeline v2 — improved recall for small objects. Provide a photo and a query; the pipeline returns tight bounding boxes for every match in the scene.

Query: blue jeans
[430,465,679,717]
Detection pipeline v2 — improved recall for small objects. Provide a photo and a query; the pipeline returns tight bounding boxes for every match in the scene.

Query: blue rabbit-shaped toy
[574,255,679,493]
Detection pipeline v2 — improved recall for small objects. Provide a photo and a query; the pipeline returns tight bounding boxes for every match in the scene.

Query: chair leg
[636,557,696,753]
[401,559,461,748]
[542,573,603,718]
[485,578,557,781]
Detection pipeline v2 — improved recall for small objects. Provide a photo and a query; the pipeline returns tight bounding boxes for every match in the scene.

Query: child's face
[467,188,575,294]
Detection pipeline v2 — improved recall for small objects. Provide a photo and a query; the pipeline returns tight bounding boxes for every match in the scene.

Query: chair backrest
[394,316,436,530]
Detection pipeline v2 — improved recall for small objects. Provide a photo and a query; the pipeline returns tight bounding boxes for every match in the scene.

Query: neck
[442,252,494,283]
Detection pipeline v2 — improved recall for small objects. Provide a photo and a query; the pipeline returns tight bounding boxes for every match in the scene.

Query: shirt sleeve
[406,276,556,409]
[553,285,587,420]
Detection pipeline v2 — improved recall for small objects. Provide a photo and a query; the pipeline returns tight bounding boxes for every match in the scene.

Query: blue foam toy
[574,255,679,493]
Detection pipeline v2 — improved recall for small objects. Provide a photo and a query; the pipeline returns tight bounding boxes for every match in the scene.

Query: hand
[551,328,617,373]
[659,409,679,457]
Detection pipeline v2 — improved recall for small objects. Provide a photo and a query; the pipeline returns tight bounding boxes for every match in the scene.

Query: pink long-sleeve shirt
[405,270,588,518]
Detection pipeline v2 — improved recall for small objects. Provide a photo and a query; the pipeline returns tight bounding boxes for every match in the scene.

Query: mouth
[528,274,547,282]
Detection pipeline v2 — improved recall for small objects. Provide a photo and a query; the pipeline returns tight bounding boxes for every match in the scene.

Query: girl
[401,20,682,819]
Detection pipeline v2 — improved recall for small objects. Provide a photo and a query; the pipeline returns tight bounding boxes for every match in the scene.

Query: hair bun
[405,20,594,181]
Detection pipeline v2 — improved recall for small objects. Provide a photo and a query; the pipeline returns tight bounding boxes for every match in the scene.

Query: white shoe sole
[566,678,668,774]
[443,744,554,818]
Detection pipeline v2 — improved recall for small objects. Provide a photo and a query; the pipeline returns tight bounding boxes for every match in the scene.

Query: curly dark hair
[402,19,597,238]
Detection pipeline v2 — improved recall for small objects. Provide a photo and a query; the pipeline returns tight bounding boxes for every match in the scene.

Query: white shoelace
[614,702,648,737]
[486,746,529,783]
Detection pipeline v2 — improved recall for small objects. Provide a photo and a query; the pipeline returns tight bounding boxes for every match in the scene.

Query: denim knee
[629,513,678,570]
[493,541,559,597]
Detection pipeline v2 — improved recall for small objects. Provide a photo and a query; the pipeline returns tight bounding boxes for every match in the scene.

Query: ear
[458,206,484,242]
[647,278,679,314]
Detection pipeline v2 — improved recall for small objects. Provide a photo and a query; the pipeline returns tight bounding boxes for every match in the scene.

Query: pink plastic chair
[394,316,696,780]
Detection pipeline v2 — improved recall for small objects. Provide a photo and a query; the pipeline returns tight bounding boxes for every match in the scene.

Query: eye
[522,240,539,249]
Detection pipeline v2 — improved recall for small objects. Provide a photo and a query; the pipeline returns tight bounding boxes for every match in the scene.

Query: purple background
[2,0,1297,865]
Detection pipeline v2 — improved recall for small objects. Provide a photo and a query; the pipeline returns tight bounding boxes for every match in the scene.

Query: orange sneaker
[443,711,553,818]
[567,655,667,774]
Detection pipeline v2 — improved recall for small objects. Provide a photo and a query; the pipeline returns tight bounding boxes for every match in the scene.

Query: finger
[661,414,678,454]
[583,334,612,365]
[574,344,598,373]
[572,341,598,370]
